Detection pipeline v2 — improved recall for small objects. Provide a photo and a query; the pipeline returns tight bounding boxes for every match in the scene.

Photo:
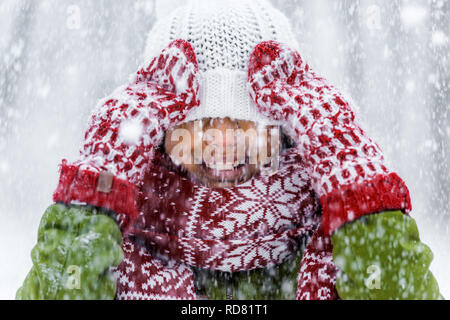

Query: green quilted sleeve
[16,203,124,300]
[331,211,441,300]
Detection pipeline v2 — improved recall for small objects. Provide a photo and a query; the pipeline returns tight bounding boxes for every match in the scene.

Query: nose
[203,118,239,147]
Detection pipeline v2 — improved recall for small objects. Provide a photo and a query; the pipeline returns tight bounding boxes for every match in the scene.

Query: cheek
[257,130,281,166]
[165,132,195,165]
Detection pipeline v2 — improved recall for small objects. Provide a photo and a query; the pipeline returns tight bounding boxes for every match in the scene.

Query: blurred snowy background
[0,0,449,299]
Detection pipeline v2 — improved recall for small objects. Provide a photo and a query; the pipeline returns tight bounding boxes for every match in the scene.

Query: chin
[187,166,258,188]
[205,180,246,188]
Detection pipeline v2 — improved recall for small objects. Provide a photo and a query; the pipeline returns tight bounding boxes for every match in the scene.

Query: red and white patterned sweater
[52,39,412,300]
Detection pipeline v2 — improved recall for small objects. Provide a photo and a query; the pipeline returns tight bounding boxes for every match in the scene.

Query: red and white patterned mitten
[54,39,200,228]
[248,41,411,235]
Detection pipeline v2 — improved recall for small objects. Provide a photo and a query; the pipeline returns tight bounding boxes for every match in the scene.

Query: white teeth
[205,159,246,171]
[206,162,235,171]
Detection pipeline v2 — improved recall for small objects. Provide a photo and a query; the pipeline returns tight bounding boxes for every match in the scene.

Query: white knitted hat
[144,0,300,125]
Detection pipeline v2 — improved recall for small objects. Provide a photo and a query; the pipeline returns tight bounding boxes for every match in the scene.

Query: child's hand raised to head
[81,39,200,183]
[248,41,411,236]
[53,40,200,226]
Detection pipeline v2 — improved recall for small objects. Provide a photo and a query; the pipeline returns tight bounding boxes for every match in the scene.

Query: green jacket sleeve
[331,211,441,300]
[16,203,123,300]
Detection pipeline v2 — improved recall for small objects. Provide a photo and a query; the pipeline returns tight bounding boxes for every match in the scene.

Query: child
[17,0,440,300]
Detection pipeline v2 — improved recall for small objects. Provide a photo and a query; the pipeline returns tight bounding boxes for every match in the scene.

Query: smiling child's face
[164,117,281,188]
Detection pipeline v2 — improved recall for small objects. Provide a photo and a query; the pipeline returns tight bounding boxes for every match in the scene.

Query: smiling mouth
[201,157,251,181]
[203,161,245,171]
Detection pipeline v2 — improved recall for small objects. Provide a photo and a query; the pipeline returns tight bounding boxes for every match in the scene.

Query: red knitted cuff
[321,172,412,236]
[53,160,139,223]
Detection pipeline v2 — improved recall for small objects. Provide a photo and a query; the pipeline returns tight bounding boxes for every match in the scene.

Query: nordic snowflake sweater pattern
[115,148,338,300]
[53,39,411,300]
